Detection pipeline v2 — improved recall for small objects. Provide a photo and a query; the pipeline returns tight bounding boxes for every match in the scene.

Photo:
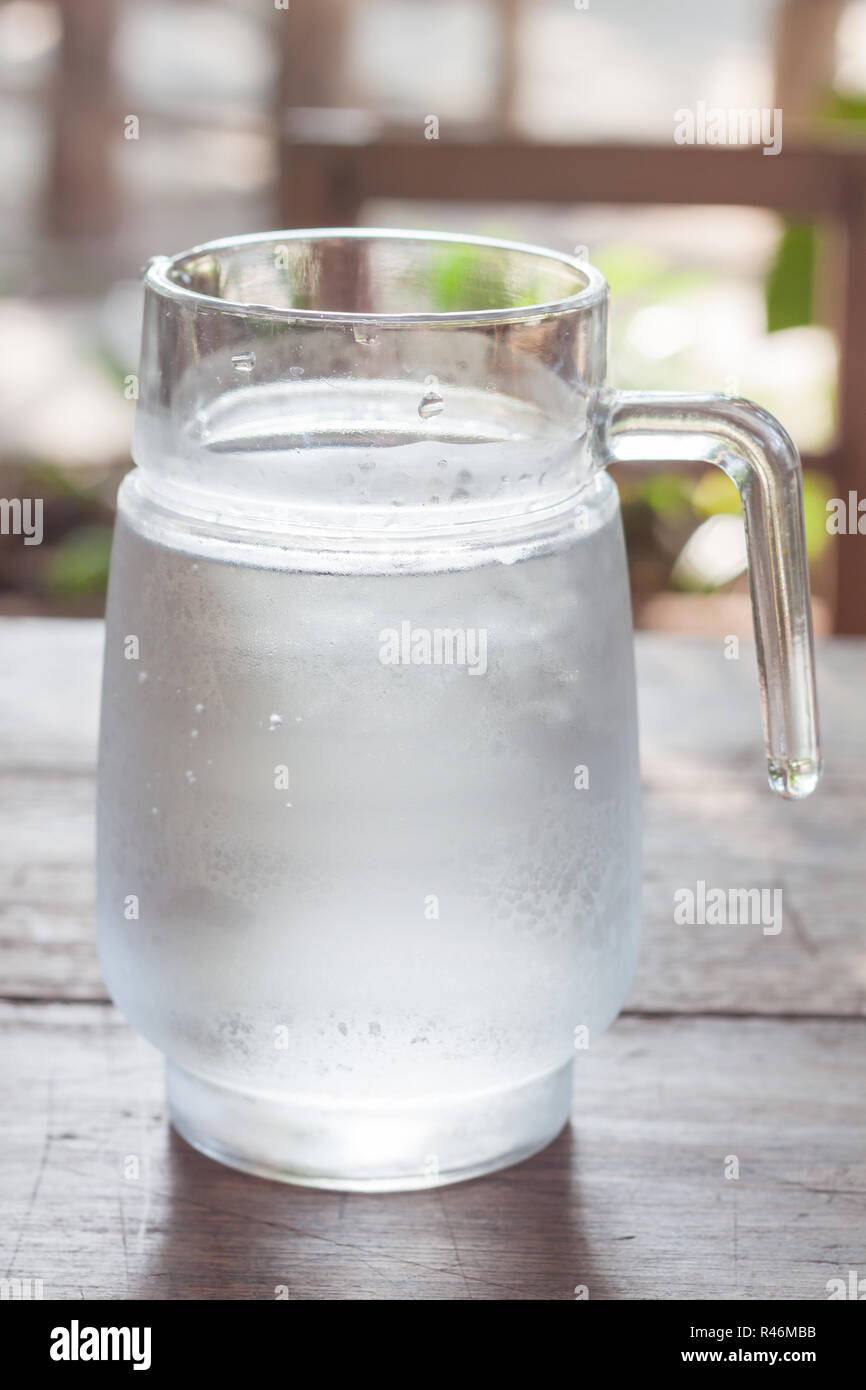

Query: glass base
[167,1060,573,1192]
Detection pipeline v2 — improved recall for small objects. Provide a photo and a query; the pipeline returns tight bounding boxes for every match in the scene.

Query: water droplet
[268,713,282,730]
[294,715,303,723]
[138,670,148,684]
[418,390,444,419]
[437,459,448,470]
[190,729,199,739]
[573,244,589,260]
[195,702,205,713]
[150,806,159,816]
[353,325,379,346]
[185,770,196,784]
[231,351,256,374]
[289,365,304,378]
[191,562,199,573]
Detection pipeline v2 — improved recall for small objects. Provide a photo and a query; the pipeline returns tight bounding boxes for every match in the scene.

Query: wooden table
[1,620,864,1300]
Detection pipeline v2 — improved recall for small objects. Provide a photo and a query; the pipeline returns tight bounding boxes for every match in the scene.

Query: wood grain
[284,140,859,218]
[0,1003,862,1301]
[1,620,863,1300]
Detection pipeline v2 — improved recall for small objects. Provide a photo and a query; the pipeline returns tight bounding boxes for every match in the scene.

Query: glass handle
[591,389,822,799]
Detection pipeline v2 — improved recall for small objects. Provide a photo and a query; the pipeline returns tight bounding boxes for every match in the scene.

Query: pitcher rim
[142,227,609,326]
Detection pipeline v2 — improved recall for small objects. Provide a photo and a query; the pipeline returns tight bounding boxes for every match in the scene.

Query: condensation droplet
[418,391,444,419]
[138,670,148,684]
[185,770,196,784]
[195,702,205,713]
[269,713,283,730]
[353,325,379,346]
[190,729,199,739]
[231,351,256,373]
[573,244,589,260]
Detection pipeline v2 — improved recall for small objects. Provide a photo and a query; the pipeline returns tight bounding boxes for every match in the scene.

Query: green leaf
[429,245,541,312]
[766,220,816,333]
[45,525,113,597]
[802,471,834,561]
[691,470,741,517]
[822,91,866,126]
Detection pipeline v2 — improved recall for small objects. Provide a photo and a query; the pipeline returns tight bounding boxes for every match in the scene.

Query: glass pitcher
[97,229,820,1191]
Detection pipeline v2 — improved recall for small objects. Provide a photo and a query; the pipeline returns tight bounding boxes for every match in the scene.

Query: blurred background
[0,0,864,630]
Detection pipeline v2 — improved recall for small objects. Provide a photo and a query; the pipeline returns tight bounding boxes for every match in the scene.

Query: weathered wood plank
[0,619,102,771]
[2,620,861,1300]
[282,140,856,218]
[0,1003,862,1300]
[0,622,863,1013]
